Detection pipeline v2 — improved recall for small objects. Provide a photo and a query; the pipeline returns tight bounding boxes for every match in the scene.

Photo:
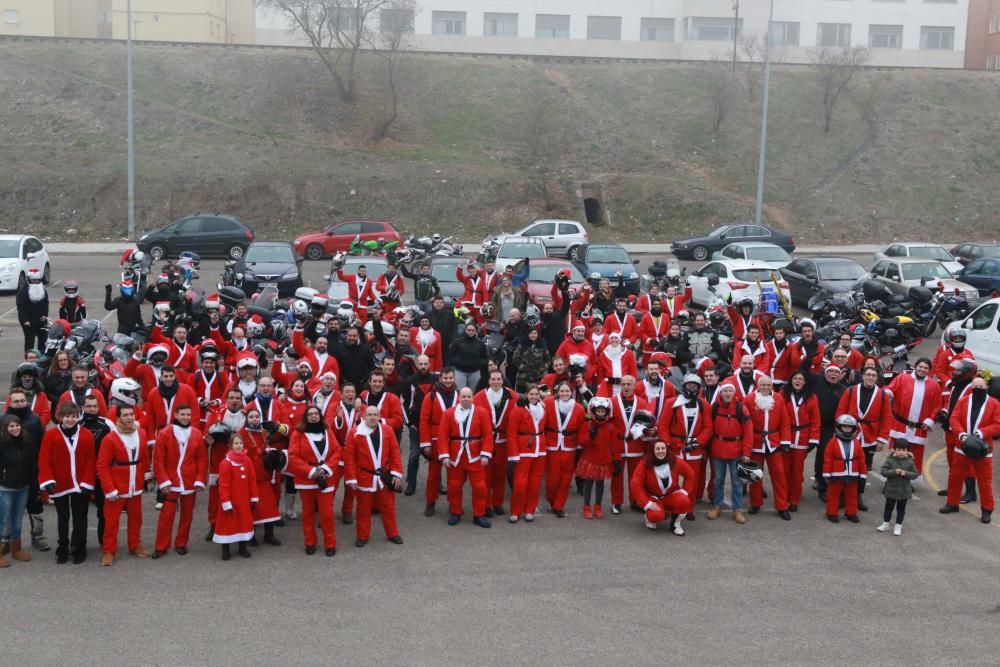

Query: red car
[293,220,402,261]
[524,259,588,306]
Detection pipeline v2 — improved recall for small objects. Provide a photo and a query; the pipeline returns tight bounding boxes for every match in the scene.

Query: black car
[672,223,795,261]
[779,256,867,306]
[572,243,641,296]
[136,214,253,261]
[235,241,303,298]
[950,242,1000,267]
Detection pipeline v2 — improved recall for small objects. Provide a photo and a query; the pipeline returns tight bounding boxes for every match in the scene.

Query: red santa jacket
[579,419,619,466]
[153,424,208,495]
[96,428,150,498]
[37,426,96,497]
[661,294,688,320]
[709,399,753,460]
[507,402,548,461]
[767,340,796,384]
[836,383,891,448]
[931,345,975,384]
[629,455,696,508]
[313,389,343,425]
[596,346,638,387]
[332,400,363,448]
[245,395,287,428]
[436,404,494,464]
[744,392,791,453]
[418,386,457,449]
[455,266,481,306]
[280,395,311,432]
[475,269,502,306]
[543,396,586,453]
[657,395,713,461]
[885,372,942,445]
[287,428,342,493]
[5,392,51,427]
[205,407,246,480]
[727,308,760,342]
[791,339,826,376]
[187,369,232,421]
[344,423,403,492]
[411,327,443,372]
[611,393,650,458]
[555,336,597,384]
[149,328,199,374]
[949,393,1000,457]
[210,327,252,371]
[240,426,281,486]
[375,271,405,301]
[550,287,591,331]
[292,329,340,379]
[822,435,868,480]
[636,379,677,422]
[733,338,772,375]
[336,268,377,305]
[721,370,766,402]
[57,387,108,418]
[784,391,821,449]
[634,293,665,314]
[638,311,671,353]
[474,386,518,445]
[147,383,201,433]
[361,390,405,432]
[603,310,637,340]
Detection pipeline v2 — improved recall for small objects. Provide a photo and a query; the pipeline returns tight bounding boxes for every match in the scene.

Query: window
[770,21,800,46]
[587,16,621,40]
[818,23,852,48]
[871,261,888,277]
[988,54,1000,71]
[640,18,674,42]
[744,226,770,238]
[921,26,954,50]
[967,303,997,331]
[688,17,742,42]
[723,226,748,239]
[4,9,19,24]
[361,222,385,233]
[884,245,901,257]
[536,14,570,39]
[991,16,1000,34]
[484,13,517,37]
[176,218,203,234]
[380,8,414,33]
[884,264,901,281]
[334,9,359,34]
[203,218,238,233]
[332,222,362,235]
[525,223,555,236]
[558,223,579,235]
[432,11,466,36]
[800,262,818,280]
[869,25,903,49]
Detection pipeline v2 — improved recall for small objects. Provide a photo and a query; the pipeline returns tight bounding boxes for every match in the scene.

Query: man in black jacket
[80,395,114,545]
[811,364,848,501]
[449,322,488,390]
[400,355,438,496]
[335,325,375,388]
[5,388,49,552]
[16,269,48,353]
[428,296,459,363]
[104,281,145,335]
[540,297,570,355]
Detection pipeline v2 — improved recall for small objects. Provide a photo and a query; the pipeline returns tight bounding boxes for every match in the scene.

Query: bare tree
[258,0,393,105]
[371,0,415,141]
[809,45,871,133]
[704,57,735,132]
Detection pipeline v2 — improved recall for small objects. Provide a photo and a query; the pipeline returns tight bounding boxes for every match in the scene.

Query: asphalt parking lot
[2,251,999,664]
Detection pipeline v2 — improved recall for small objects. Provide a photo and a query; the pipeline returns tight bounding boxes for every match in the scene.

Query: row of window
[424,12,957,50]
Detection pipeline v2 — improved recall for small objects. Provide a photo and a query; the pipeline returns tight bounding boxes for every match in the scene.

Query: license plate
[261,282,277,290]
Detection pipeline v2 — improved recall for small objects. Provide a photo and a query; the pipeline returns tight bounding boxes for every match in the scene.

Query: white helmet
[364,320,396,340]
[132,250,145,264]
[110,377,142,406]
[291,300,309,319]
[432,234,442,243]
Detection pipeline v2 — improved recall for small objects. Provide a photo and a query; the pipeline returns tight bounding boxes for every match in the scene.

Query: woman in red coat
[213,434,259,560]
[576,397,620,519]
[543,382,586,518]
[630,441,696,535]
[240,408,282,547]
[783,371,821,512]
[288,406,342,556]
[507,385,547,523]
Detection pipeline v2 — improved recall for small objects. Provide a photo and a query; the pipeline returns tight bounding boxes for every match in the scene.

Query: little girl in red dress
[213,435,259,560]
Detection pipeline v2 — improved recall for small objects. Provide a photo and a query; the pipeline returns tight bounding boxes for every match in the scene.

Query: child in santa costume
[823,415,868,523]
[213,434,258,560]
[240,408,283,547]
[576,397,620,519]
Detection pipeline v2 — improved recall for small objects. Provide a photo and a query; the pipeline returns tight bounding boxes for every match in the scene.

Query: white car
[493,237,548,274]
[323,256,388,304]
[0,235,50,291]
[483,220,588,259]
[875,243,963,276]
[686,259,792,309]
[712,242,792,268]
[944,298,1000,374]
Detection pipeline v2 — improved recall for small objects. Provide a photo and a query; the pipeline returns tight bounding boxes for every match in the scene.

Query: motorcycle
[348,235,400,257]
[922,287,970,336]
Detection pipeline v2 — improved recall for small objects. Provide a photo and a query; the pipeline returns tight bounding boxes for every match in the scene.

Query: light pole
[126,0,135,241]
[732,0,740,75]
[754,0,774,227]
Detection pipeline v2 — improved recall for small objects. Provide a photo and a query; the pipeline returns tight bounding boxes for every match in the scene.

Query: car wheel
[149,244,166,261]
[42,263,50,285]
[227,244,245,260]
[566,245,580,260]
[692,245,709,261]
[17,271,26,291]
[305,244,325,261]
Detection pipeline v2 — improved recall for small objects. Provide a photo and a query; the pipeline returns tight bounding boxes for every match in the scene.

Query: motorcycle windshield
[807,293,828,311]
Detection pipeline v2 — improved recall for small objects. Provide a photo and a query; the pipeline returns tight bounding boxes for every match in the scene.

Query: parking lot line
[923,447,998,528]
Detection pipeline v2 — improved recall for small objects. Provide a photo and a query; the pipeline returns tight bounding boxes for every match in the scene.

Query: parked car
[324,256,388,304]
[572,243,641,297]
[955,258,1000,297]
[136,214,252,260]
[944,298,1000,375]
[429,256,468,307]
[235,241,303,298]
[294,220,402,261]
[712,242,792,268]
[869,258,979,306]
[494,237,548,274]
[671,223,795,261]
[874,243,963,275]
[950,242,1000,267]
[0,235,50,291]
[780,256,868,306]
[523,259,587,305]
[686,259,791,309]
[483,220,588,259]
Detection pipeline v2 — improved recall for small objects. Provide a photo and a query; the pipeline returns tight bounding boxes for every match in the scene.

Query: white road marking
[0,279,62,323]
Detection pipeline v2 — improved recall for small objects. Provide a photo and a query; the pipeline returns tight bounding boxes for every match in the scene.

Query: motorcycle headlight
[236,272,244,280]
[590,272,601,280]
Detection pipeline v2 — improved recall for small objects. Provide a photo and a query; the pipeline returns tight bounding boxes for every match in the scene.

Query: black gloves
[506,461,516,488]
[262,421,279,435]
[42,482,56,494]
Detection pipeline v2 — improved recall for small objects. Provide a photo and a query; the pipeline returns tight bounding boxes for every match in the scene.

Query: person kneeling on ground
[629,441,696,535]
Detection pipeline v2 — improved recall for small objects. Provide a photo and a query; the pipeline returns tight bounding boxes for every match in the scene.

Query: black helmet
[950,358,977,384]
[632,409,657,438]
[207,422,233,443]
[835,414,859,440]
[737,459,764,483]
[961,434,990,460]
[738,297,754,310]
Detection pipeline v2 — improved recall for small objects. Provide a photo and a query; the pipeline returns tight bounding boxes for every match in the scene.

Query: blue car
[572,243,640,297]
[956,258,1000,297]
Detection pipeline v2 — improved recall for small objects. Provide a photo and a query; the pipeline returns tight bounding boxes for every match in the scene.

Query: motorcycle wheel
[923,316,937,338]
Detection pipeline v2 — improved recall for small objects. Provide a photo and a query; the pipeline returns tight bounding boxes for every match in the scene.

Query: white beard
[755,392,775,411]
[28,283,45,302]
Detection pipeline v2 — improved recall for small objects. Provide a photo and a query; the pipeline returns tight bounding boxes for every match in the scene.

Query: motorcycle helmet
[950,358,977,384]
[63,280,79,297]
[381,286,400,303]
[852,324,866,339]
[245,315,265,338]
[947,327,968,351]
[632,410,658,438]
[153,301,171,322]
[525,304,541,328]
[961,433,990,460]
[207,422,233,444]
[589,397,612,423]
[675,309,691,327]
[132,250,146,265]
[432,234,442,244]
[835,414,860,440]
[291,300,309,320]
[147,344,169,368]
[708,310,726,329]
[681,373,703,400]
[454,305,472,325]
[330,252,346,271]
[480,303,494,320]
[738,296,754,310]
[110,377,142,407]
[14,363,40,387]
[119,279,135,298]
[736,459,764,483]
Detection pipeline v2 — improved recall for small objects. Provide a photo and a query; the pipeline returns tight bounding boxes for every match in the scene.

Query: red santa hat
[236,352,258,369]
[205,294,220,310]
[647,351,670,368]
[297,359,313,370]
[608,331,622,342]
[146,344,169,359]
[572,320,586,332]
[319,371,337,381]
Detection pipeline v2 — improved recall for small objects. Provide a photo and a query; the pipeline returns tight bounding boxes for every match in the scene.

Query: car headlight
[629,272,639,280]
[282,269,298,279]
[590,272,601,280]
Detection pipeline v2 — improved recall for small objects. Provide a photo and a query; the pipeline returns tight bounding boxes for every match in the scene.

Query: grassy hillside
[1,40,998,243]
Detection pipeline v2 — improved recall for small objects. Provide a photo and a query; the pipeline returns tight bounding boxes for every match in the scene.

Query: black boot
[263,524,282,546]
[857,494,868,512]
[937,489,948,496]
[221,544,231,561]
[204,526,214,542]
[960,478,977,504]
[237,542,252,558]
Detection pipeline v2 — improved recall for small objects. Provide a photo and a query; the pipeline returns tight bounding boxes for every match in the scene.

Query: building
[257,0,969,69]
[965,0,1000,69]
[0,0,255,44]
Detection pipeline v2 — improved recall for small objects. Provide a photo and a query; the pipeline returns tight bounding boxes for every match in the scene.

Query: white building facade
[257,0,969,68]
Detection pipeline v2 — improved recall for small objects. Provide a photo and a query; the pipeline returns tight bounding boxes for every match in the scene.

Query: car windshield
[246,245,294,263]
[431,263,462,282]
[748,247,789,262]
[733,269,779,282]
[707,226,730,238]
[498,243,546,260]
[980,246,1000,258]
[0,240,19,258]
[901,262,952,280]
[587,247,631,264]
[909,246,953,261]
[527,264,586,283]
[818,262,866,281]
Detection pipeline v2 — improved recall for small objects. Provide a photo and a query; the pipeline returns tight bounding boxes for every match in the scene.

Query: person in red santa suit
[56,366,108,418]
[474,369,518,516]
[658,374,713,510]
[577,397,619,519]
[187,348,229,429]
[836,365,891,511]
[437,387,494,527]
[790,320,825,376]
[722,356,767,403]
[661,284,688,321]
[361,370,405,437]
[37,402,96,564]
[212,434,258,560]
[291,326,340,380]
[603,297,637,341]
[931,328,975,384]
[727,297,760,344]
[744,376,792,520]
[630,440,696,535]
[96,405,151,566]
[147,365,200,433]
[634,282,665,314]
[556,322,597,385]
[823,415,868,523]
[884,357,941,476]
[271,356,320,395]
[636,356,677,423]
[637,299,671,366]
[507,385,547,523]
[239,408,283,547]
[767,321,796,390]
[313,372,342,423]
[203,389,252,539]
[609,375,650,513]
[375,263,406,313]
[344,405,405,545]
[732,323,772,375]
[543,381,586,518]
[331,382,362,524]
[938,358,978,504]
[596,332,638,397]
[288,405,341,556]
[412,313,443,372]
[783,371,820,512]
[148,321,199,375]
[124,344,172,401]
[419,368,458,516]
[940,377,1000,523]
[336,262,377,309]
[151,404,207,559]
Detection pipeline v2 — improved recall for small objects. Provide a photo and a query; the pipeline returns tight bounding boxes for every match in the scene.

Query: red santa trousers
[102,496,143,555]
[155,493,197,552]
[644,491,694,524]
[947,456,995,511]
[487,442,508,508]
[785,449,810,508]
[510,457,545,517]
[749,451,789,511]
[447,462,489,517]
[355,488,400,541]
[544,451,576,512]
[299,489,336,549]
[826,479,860,517]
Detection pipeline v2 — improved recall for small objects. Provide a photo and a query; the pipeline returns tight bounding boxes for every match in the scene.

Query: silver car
[484,219,588,259]
[869,258,979,307]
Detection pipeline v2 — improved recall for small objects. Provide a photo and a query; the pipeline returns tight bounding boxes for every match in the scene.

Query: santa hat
[236,352,258,369]
[647,352,670,368]
[572,321,586,332]
[146,344,169,359]
[608,332,622,341]
[798,318,816,330]
[320,371,337,381]
[297,360,312,370]
[205,294,220,310]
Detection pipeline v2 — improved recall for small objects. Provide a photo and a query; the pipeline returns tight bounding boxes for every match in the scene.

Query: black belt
[792,425,810,432]
[516,433,542,439]
[754,430,772,436]
[717,436,741,442]
[605,378,621,385]
[111,460,139,467]
[893,413,924,429]
[449,436,484,442]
